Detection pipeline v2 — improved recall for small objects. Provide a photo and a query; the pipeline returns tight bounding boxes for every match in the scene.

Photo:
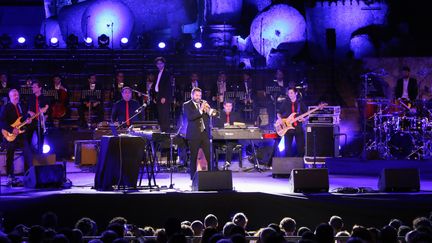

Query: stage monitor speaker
[326,28,336,50]
[306,125,339,157]
[272,157,304,178]
[24,164,64,188]
[289,168,329,193]
[378,168,420,192]
[192,171,233,191]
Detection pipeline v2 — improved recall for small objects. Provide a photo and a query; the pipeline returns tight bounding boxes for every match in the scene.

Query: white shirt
[192,81,198,88]
[155,69,163,92]
[402,78,409,99]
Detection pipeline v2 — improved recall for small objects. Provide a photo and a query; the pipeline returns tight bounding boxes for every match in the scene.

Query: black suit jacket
[183,100,210,140]
[395,78,418,101]
[111,99,141,123]
[152,70,173,103]
[214,111,243,128]
[0,102,27,133]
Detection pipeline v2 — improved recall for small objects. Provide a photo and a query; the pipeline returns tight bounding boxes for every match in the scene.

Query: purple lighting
[17,37,26,44]
[158,42,166,49]
[194,42,202,49]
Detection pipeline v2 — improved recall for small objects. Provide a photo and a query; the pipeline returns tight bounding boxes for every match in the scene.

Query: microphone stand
[168,126,182,189]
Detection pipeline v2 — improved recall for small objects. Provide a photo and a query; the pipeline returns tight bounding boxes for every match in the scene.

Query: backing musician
[214,99,244,170]
[113,71,127,102]
[277,87,307,157]
[213,71,228,109]
[395,66,418,109]
[51,74,69,119]
[27,80,49,154]
[79,74,104,128]
[0,89,33,186]
[152,57,172,132]
[111,87,142,126]
[183,87,216,179]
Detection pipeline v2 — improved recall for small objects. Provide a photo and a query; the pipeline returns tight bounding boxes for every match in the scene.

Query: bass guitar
[274,102,327,136]
[2,108,47,142]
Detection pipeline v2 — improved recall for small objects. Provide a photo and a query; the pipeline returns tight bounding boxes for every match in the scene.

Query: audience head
[329,216,344,233]
[154,228,167,243]
[267,223,282,234]
[335,230,350,243]
[75,217,97,236]
[204,214,218,229]
[381,225,398,243]
[201,227,218,243]
[315,223,334,243]
[297,226,312,237]
[389,218,403,229]
[351,225,373,243]
[164,218,181,238]
[232,213,248,229]
[413,217,432,230]
[28,225,45,243]
[41,212,58,230]
[191,220,204,236]
[280,217,296,236]
[100,230,118,243]
[106,223,124,238]
[180,225,193,237]
[222,222,236,237]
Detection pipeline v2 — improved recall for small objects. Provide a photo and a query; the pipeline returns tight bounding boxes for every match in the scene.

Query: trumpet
[199,100,219,117]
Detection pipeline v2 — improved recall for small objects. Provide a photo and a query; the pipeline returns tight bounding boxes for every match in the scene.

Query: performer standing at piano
[214,99,244,170]
[152,57,172,132]
[78,74,104,128]
[277,87,307,157]
[183,87,213,179]
[26,80,49,153]
[0,89,33,186]
[395,66,418,102]
[111,87,142,126]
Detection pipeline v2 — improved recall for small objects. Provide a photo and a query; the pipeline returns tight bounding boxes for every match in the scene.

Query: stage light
[0,34,12,49]
[278,136,285,152]
[97,34,110,48]
[50,37,59,47]
[84,37,93,47]
[158,42,166,49]
[17,37,26,44]
[34,34,46,48]
[66,34,78,49]
[43,144,51,154]
[194,41,202,49]
[120,37,128,48]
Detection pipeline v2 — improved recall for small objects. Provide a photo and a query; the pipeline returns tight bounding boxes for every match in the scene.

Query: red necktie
[226,113,230,124]
[35,96,39,120]
[125,101,130,126]
[291,102,297,127]
[14,104,20,117]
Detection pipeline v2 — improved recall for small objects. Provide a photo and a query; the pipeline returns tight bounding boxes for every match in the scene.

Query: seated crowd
[1,211,432,243]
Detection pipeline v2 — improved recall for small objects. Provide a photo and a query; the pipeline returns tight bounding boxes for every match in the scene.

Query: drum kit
[362,98,432,160]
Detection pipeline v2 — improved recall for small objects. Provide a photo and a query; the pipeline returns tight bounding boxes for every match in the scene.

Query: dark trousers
[284,125,305,157]
[27,121,44,154]
[6,136,33,177]
[188,131,211,179]
[78,103,104,125]
[157,102,171,132]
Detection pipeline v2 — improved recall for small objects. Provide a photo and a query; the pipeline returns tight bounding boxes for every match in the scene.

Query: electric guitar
[274,102,327,136]
[2,108,46,142]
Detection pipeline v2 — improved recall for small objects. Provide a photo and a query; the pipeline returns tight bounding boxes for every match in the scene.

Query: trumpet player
[183,87,217,179]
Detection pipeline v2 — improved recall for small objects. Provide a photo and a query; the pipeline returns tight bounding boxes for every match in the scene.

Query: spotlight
[120,37,128,48]
[98,34,110,48]
[34,34,46,49]
[66,34,78,49]
[194,41,202,49]
[50,37,59,47]
[42,144,51,154]
[0,34,12,49]
[17,37,26,44]
[84,37,93,47]
[158,42,166,49]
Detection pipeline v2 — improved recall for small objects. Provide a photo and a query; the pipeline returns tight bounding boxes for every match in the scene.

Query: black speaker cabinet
[378,168,420,192]
[192,171,233,191]
[272,157,304,178]
[289,168,329,193]
[24,164,64,188]
[306,125,339,157]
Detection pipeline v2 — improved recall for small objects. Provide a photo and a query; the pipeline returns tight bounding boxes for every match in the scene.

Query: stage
[1,159,432,232]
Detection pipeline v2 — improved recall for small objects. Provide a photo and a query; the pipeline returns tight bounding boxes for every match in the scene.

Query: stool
[214,144,243,168]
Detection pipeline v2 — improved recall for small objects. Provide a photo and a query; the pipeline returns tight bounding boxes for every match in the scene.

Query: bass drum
[389,132,414,159]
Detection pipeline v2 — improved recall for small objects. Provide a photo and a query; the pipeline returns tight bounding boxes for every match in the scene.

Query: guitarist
[27,81,49,154]
[0,89,33,185]
[277,87,307,157]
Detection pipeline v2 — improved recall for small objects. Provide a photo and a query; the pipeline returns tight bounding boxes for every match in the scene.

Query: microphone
[135,103,147,113]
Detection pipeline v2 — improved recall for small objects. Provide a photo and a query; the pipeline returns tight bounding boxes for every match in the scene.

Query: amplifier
[306,124,340,157]
[308,116,340,124]
[308,106,340,115]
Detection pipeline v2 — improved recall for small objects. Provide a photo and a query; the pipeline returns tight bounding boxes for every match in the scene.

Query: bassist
[277,87,307,157]
[0,89,33,186]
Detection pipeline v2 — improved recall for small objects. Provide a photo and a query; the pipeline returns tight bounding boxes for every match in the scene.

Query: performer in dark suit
[0,89,33,185]
[111,87,142,126]
[183,87,217,179]
[152,57,173,132]
[277,87,307,157]
[26,80,49,154]
[395,66,418,101]
[79,74,104,128]
[112,71,128,102]
[0,72,18,107]
[214,99,243,170]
